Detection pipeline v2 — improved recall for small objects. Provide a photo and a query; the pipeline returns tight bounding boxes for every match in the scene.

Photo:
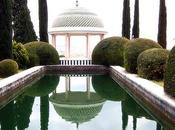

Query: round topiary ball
[24,41,59,67]
[164,46,175,96]
[12,41,29,69]
[137,48,169,80]
[124,38,162,73]
[92,36,129,66]
[0,59,19,78]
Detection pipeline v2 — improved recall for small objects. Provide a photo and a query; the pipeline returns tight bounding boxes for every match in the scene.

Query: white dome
[49,7,106,35]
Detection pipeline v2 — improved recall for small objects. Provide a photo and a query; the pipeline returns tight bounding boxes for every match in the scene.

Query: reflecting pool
[0,74,171,130]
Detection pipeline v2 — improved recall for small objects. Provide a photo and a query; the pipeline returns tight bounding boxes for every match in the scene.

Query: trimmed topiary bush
[12,41,29,69]
[92,36,129,66]
[0,59,18,78]
[124,38,162,73]
[24,41,59,67]
[164,46,175,96]
[137,48,169,80]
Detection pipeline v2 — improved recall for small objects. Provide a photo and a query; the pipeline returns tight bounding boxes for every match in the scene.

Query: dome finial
[76,0,79,7]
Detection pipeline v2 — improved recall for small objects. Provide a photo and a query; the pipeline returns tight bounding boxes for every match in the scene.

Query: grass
[152,80,164,87]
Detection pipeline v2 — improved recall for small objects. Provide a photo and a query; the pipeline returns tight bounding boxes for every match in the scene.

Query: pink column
[65,34,68,58]
[68,34,71,58]
[65,34,71,58]
[86,34,89,58]
[51,34,56,48]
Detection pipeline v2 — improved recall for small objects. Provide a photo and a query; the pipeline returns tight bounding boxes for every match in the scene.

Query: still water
[0,74,167,130]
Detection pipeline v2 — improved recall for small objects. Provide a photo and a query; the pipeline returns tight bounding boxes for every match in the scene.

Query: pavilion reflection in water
[49,75,105,129]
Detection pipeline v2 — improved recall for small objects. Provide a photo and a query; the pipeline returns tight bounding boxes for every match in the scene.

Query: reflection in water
[50,76,105,129]
[0,101,15,130]
[92,75,126,101]
[16,95,35,130]
[0,74,172,129]
[26,75,60,97]
[92,75,165,130]
[40,95,49,130]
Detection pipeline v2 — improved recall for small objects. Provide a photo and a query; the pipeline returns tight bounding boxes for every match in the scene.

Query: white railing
[59,59,92,65]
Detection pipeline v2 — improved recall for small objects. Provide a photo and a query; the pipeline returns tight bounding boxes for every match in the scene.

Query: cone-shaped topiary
[124,38,162,73]
[92,36,129,66]
[137,48,169,80]
[24,41,59,67]
[12,41,29,69]
[164,46,175,96]
[0,59,18,78]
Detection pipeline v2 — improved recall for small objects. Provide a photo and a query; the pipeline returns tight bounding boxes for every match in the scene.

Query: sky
[28,0,175,50]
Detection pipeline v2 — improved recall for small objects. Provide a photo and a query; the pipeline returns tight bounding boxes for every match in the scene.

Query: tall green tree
[0,0,12,61]
[122,0,130,39]
[39,0,48,42]
[12,0,37,44]
[132,0,139,38]
[157,0,167,48]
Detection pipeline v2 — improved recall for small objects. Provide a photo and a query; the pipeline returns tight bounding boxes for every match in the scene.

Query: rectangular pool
[0,74,172,130]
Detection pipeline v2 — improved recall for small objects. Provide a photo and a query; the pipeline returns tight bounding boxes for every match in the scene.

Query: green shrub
[164,46,175,96]
[124,38,162,73]
[137,48,169,80]
[0,59,19,78]
[12,41,29,69]
[24,41,59,67]
[92,36,129,66]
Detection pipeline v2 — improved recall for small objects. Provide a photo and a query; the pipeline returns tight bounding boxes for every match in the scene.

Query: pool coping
[110,66,175,127]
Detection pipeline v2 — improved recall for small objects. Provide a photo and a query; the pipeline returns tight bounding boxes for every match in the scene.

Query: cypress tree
[0,0,12,61]
[132,0,139,38]
[122,0,130,39]
[157,0,167,48]
[39,0,48,42]
[12,0,37,44]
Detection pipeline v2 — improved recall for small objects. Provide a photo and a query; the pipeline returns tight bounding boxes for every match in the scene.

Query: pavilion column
[100,34,104,41]
[86,76,90,100]
[86,34,90,58]
[51,34,56,48]
[65,34,71,58]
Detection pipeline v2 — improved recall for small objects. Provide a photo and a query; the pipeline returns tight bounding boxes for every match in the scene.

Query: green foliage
[24,41,59,67]
[12,41,29,69]
[124,38,162,73]
[157,0,167,48]
[0,59,18,78]
[137,48,169,80]
[39,0,48,42]
[0,0,12,61]
[164,46,175,96]
[12,0,37,43]
[132,0,139,38]
[122,0,130,39]
[92,37,129,66]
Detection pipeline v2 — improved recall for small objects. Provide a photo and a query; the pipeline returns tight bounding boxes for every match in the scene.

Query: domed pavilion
[49,0,107,59]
